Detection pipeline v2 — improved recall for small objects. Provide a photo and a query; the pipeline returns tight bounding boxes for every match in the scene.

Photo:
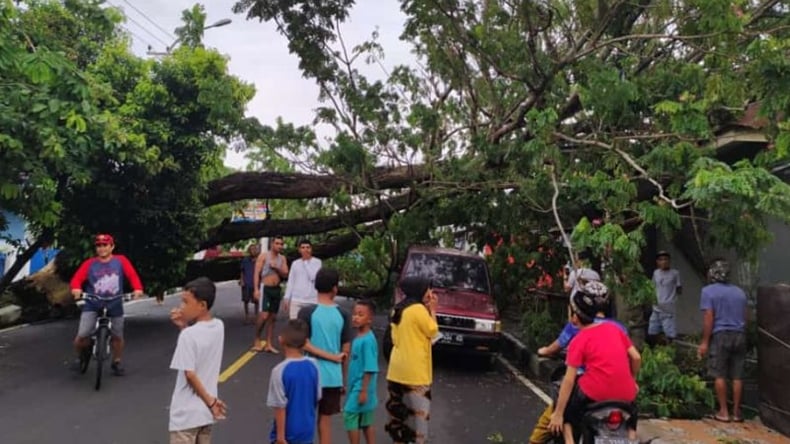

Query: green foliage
[0,0,149,235]
[1,0,257,295]
[521,306,564,352]
[324,235,393,298]
[637,346,714,418]
[175,3,207,49]
[229,0,790,328]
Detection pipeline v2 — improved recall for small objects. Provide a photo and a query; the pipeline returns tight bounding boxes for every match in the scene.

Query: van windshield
[403,253,490,294]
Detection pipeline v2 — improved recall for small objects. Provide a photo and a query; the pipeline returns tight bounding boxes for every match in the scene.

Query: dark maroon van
[383,245,501,360]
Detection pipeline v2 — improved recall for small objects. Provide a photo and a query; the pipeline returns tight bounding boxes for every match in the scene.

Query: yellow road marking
[218,349,258,383]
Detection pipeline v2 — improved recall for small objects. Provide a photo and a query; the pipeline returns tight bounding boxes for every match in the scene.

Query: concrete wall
[658,216,790,336]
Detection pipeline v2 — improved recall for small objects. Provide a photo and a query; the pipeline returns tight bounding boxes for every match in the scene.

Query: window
[403,253,490,294]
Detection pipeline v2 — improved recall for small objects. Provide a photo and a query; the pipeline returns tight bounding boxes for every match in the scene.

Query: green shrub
[637,346,714,418]
[521,306,564,351]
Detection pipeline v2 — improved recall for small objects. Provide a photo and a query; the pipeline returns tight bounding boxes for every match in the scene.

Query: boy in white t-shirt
[168,277,226,444]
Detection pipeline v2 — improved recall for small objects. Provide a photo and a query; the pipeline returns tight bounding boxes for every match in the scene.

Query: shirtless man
[252,236,289,353]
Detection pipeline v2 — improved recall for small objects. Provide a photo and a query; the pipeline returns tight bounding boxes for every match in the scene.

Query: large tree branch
[205,165,428,205]
[200,192,417,249]
[187,223,384,280]
[553,132,693,209]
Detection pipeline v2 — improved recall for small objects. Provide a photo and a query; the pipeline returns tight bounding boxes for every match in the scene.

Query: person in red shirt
[549,281,641,443]
[70,234,144,376]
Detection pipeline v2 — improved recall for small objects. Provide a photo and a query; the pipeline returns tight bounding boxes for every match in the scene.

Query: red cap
[95,234,115,245]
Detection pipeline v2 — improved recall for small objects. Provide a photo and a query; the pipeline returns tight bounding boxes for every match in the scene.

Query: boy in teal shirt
[344,300,379,444]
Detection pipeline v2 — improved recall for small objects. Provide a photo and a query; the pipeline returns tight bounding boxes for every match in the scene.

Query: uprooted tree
[3,0,789,323]
[219,0,790,319]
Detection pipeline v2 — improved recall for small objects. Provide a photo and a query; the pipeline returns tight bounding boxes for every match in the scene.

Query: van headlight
[474,320,501,332]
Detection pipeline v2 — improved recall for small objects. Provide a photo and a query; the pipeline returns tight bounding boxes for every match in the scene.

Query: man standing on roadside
[239,243,260,324]
[252,236,289,354]
[648,251,682,345]
[697,259,749,423]
[284,239,322,320]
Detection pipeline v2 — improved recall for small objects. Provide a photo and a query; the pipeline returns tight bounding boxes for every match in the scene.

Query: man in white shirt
[284,239,323,319]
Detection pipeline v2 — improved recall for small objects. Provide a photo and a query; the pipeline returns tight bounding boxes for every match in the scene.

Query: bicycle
[76,292,133,391]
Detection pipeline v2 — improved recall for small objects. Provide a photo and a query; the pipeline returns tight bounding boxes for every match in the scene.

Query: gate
[757,284,790,438]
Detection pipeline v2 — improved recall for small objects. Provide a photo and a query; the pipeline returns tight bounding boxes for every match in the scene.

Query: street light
[146,18,232,56]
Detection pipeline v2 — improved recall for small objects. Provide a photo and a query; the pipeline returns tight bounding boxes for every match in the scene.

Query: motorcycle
[578,400,637,444]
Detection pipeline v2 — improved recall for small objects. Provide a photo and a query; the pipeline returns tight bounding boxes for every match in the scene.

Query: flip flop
[707,414,731,423]
[732,415,745,423]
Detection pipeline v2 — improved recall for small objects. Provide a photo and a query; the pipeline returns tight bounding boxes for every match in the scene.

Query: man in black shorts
[697,259,749,423]
[252,236,289,353]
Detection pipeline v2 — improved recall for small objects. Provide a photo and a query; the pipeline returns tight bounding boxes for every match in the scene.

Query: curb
[0,322,30,335]
[499,330,564,383]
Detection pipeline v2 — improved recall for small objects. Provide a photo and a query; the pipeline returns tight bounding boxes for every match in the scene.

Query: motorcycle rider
[548,281,641,444]
[529,282,627,444]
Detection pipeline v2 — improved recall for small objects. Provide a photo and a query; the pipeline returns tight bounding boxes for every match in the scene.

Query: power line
[119,24,153,49]
[106,1,170,48]
[119,0,176,41]
[123,13,170,47]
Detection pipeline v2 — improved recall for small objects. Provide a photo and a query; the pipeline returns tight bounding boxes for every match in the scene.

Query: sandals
[707,414,731,423]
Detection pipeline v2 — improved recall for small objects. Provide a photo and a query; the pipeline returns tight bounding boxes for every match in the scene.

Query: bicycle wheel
[94,327,109,391]
[79,340,92,374]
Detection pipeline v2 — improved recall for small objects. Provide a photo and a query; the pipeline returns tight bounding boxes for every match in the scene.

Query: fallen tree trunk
[200,192,415,249]
[0,229,52,297]
[190,224,384,281]
[205,165,428,205]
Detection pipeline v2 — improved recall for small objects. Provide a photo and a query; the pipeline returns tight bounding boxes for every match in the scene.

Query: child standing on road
[267,319,322,444]
[297,268,353,444]
[344,300,379,444]
[168,277,227,444]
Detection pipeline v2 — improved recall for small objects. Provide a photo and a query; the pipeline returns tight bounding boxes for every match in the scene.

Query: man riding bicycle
[70,234,144,376]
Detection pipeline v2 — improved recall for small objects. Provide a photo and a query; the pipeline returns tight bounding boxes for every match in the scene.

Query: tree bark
[199,193,413,249]
[205,165,428,205]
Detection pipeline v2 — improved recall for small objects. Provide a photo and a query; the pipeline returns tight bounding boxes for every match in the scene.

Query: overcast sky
[113,0,415,170]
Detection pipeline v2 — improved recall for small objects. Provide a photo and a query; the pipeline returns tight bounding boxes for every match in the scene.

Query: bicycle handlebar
[75,292,144,306]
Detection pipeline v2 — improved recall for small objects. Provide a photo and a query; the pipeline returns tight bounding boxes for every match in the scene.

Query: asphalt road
[0,282,542,443]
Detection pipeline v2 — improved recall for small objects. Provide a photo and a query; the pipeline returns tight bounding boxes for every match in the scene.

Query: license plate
[594,437,631,444]
[439,333,464,345]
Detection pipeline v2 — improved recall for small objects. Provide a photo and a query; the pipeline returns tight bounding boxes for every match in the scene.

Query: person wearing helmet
[530,282,629,444]
[697,259,748,423]
[548,281,641,444]
[70,234,144,376]
[536,281,625,358]
[563,251,600,298]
